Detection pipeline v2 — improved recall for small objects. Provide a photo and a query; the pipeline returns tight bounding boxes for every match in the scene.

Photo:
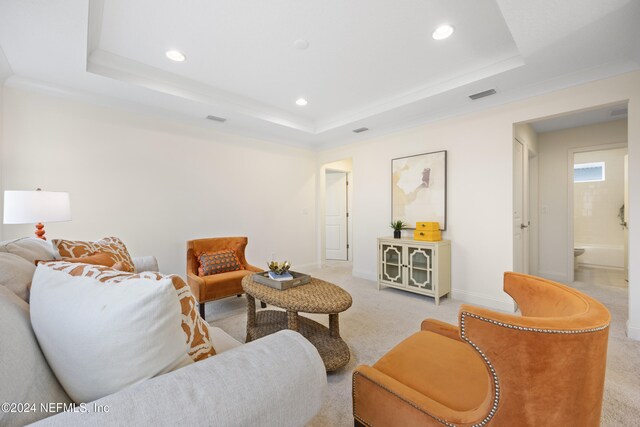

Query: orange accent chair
[352,272,611,427]
[187,237,263,319]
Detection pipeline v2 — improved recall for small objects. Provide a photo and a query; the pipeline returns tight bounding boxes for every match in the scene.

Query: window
[574,162,605,183]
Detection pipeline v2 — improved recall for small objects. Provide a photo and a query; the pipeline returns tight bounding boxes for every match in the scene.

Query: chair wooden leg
[199,302,206,319]
[260,301,267,308]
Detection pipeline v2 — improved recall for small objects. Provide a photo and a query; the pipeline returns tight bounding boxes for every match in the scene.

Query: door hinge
[346,212,349,217]
[347,244,350,249]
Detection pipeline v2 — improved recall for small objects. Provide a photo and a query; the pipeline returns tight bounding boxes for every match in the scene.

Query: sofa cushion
[52,236,135,272]
[0,237,55,264]
[197,249,242,276]
[30,261,217,402]
[0,252,36,302]
[0,285,72,427]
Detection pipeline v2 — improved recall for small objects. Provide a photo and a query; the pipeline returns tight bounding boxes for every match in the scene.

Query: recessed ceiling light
[294,39,309,50]
[166,50,186,62]
[295,98,308,106]
[432,24,454,40]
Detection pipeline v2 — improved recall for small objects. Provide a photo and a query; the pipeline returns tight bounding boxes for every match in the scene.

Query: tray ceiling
[0,0,638,148]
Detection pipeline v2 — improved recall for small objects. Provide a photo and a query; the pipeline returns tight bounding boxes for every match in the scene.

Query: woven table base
[246,309,350,372]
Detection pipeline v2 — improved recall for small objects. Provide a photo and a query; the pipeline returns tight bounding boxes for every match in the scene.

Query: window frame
[573,161,606,183]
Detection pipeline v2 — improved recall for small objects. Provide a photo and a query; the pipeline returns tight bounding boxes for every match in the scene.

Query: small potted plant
[267,260,292,281]
[390,220,408,239]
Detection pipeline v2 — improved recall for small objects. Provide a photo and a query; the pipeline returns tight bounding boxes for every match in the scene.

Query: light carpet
[207,264,640,427]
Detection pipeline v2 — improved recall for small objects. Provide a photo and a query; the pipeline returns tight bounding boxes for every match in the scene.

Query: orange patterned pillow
[39,261,216,361]
[197,249,242,276]
[52,237,135,272]
[64,251,117,267]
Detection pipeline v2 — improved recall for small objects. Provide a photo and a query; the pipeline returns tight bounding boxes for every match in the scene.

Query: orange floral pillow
[36,251,119,268]
[197,249,242,276]
[52,237,135,272]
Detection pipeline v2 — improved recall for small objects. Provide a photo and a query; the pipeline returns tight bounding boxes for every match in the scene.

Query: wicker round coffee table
[242,275,352,372]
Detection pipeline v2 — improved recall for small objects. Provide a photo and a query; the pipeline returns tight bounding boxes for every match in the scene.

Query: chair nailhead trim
[459,311,610,427]
[461,312,609,335]
[352,314,609,427]
[459,313,500,427]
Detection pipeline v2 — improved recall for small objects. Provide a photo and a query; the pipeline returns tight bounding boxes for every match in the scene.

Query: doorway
[513,137,530,273]
[325,170,349,260]
[320,158,353,267]
[571,146,628,286]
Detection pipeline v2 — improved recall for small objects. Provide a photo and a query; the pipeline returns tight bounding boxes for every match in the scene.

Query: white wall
[574,148,627,268]
[0,48,13,242]
[320,114,517,311]
[537,120,627,280]
[0,85,4,242]
[318,71,640,321]
[0,86,318,275]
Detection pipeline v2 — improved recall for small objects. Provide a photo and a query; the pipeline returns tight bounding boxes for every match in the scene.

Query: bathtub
[575,243,624,269]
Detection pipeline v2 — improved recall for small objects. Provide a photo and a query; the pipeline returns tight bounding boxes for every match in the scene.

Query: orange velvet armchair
[187,237,263,319]
[353,272,611,427]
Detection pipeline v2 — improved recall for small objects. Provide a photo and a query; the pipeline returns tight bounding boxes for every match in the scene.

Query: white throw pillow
[30,262,216,403]
[0,252,36,302]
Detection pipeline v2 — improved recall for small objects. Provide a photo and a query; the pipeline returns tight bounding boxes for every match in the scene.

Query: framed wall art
[391,150,447,230]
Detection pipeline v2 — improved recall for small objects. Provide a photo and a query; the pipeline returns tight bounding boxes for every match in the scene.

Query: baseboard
[352,268,377,282]
[627,322,640,341]
[451,289,516,312]
[578,263,624,271]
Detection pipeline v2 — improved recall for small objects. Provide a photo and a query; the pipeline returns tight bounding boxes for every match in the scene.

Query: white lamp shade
[3,190,71,224]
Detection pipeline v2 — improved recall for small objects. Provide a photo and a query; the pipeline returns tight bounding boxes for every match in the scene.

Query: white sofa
[0,237,327,427]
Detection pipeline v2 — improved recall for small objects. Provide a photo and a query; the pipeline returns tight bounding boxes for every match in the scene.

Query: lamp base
[35,223,46,240]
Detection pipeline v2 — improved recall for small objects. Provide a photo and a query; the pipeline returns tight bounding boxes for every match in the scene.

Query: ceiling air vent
[468,89,497,100]
[610,107,628,117]
[352,127,369,133]
[206,115,227,122]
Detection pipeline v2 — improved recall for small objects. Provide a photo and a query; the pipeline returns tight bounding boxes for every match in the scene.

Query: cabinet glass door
[380,243,404,285]
[407,246,433,291]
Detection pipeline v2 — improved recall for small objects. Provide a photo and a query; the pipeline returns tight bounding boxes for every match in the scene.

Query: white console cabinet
[377,237,451,305]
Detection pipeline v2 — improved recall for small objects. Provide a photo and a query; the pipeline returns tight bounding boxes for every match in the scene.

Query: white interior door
[326,171,348,260]
[513,138,527,273]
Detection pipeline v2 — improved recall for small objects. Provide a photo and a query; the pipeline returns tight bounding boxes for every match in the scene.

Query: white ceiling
[530,102,628,133]
[0,0,639,149]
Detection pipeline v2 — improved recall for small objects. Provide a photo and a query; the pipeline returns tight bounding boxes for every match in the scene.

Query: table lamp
[3,188,71,240]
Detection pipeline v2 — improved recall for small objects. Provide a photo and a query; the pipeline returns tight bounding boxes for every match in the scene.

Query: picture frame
[391,150,447,230]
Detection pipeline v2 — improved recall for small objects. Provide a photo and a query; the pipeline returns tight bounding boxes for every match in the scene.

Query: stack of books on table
[268,271,293,281]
